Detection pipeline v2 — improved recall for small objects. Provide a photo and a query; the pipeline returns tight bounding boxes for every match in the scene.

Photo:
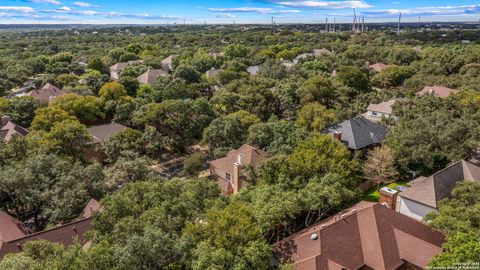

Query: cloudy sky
[1,0,480,24]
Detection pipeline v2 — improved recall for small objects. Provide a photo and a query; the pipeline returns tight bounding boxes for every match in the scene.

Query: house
[293,52,314,64]
[161,55,175,71]
[364,99,396,122]
[0,116,29,142]
[0,199,101,258]
[326,116,387,151]
[396,160,480,221]
[416,86,459,98]
[369,63,392,73]
[205,68,221,78]
[273,201,444,270]
[137,69,169,85]
[87,123,127,144]
[247,65,260,76]
[27,83,65,104]
[84,123,127,161]
[109,60,143,80]
[209,144,266,195]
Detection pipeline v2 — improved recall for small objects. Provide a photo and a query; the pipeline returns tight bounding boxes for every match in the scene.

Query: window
[226,173,231,180]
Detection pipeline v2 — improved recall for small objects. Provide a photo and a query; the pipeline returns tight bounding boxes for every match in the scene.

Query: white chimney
[236,154,243,165]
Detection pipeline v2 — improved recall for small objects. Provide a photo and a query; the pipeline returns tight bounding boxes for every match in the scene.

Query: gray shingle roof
[400,160,480,208]
[87,123,127,144]
[326,116,387,150]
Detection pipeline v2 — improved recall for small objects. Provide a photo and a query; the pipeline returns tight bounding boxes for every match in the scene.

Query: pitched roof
[109,62,129,72]
[369,63,391,73]
[274,202,444,270]
[0,121,29,142]
[327,116,387,150]
[366,99,396,115]
[137,69,169,84]
[27,83,65,103]
[313,48,331,56]
[79,198,102,219]
[87,123,127,144]
[399,160,480,208]
[0,218,92,258]
[206,68,221,78]
[416,86,459,98]
[0,211,28,243]
[0,198,101,258]
[209,144,266,177]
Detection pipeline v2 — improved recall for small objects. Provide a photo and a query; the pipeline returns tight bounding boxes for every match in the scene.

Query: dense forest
[0,25,479,269]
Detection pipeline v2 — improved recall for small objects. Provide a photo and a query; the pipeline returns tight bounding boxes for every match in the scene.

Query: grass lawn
[361,182,408,202]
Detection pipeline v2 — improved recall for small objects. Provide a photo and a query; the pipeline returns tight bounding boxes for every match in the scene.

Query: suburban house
[416,86,459,98]
[137,69,169,85]
[109,60,143,80]
[161,55,175,71]
[27,83,65,104]
[274,201,444,270]
[247,65,260,76]
[364,99,396,122]
[368,63,392,73]
[326,116,387,151]
[313,48,332,56]
[0,116,29,142]
[205,68,221,78]
[293,48,331,64]
[209,144,266,195]
[0,198,101,258]
[83,123,127,161]
[396,160,480,221]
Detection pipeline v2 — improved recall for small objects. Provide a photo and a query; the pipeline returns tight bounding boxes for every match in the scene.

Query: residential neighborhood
[0,10,479,270]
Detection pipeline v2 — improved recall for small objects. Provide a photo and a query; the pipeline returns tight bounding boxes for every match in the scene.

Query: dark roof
[274,202,444,270]
[87,123,127,144]
[326,116,387,150]
[27,83,65,103]
[400,160,480,208]
[0,121,29,142]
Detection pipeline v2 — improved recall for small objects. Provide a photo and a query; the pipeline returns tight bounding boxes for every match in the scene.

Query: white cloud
[268,1,372,9]
[0,6,35,13]
[73,2,97,8]
[29,0,61,5]
[362,4,480,17]
[208,7,299,14]
[58,6,71,11]
[215,13,236,18]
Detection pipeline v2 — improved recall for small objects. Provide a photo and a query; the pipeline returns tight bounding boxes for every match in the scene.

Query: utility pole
[325,18,328,32]
[183,18,186,26]
[333,17,336,33]
[272,16,275,33]
[397,12,401,35]
[361,16,365,32]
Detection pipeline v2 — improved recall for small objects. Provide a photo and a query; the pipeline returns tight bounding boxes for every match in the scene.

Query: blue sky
[1,0,480,24]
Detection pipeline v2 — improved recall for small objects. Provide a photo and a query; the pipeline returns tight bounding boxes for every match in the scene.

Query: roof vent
[320,224,327,229]
[351,209,357,213]
[310,233,318,240]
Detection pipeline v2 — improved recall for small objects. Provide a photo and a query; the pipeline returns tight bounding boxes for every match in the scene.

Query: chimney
[379,187,399,209]
[232,154,244,194]
[333,130,342,141]
[1,115,11,126]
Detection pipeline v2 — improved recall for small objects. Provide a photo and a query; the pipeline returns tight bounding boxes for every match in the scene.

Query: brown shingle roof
[0,198,101,258]
[137,69,169,84]
[399,160,480,208]
[367,99,396,115]
[274,202,444,270]
[87,123,127,144]
[0,121,29,142]
[209,144,266,178]
[416,86,459,98]
[27,83,65,103]
[0,212,28,243]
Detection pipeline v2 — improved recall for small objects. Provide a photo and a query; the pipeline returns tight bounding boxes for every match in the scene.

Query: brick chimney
[379,187,398,209]
[333,130,342,141]
[1,115,11,127]
[232,154,243,194]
